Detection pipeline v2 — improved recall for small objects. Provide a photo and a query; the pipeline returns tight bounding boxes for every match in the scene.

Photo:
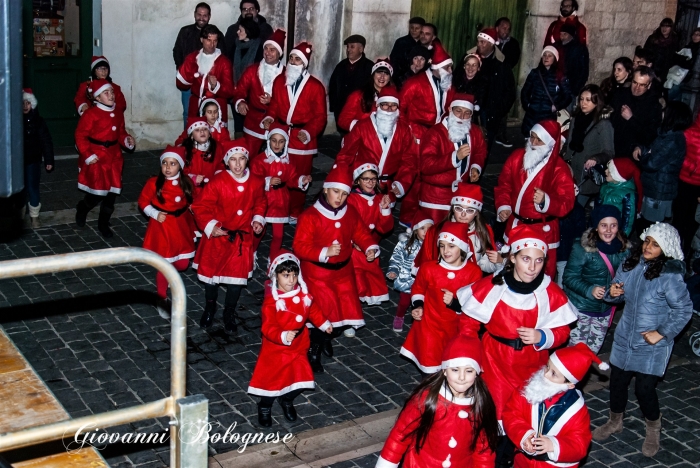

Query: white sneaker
[343,327,356,338]
[289,217,298,225]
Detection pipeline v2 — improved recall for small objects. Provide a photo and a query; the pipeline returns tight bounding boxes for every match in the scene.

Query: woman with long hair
[337,58,393,132]
[599,56,632,104]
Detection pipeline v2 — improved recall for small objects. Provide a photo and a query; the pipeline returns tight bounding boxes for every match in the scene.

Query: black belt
[311,258,350,270]
[490,333,525,351]
[152,204,189,217]
[88,137,118,148]
[271,182,286,189]
[287,123,305,130]
[222,228,248,256]
[513,213,557,224]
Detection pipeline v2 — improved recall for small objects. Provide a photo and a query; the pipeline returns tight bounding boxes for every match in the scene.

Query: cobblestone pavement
[1,134,699,467]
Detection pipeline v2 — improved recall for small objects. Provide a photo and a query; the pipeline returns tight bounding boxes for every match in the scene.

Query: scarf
[319,195,347,215]
[568,112,594,153]
[233,38,261,85]
[503,269,545,295]
[597,238,623,255]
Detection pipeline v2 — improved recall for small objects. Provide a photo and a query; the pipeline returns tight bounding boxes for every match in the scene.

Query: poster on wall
[33,17,66,57]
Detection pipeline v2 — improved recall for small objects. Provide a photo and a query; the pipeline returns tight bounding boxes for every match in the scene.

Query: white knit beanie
[640,222,684,261]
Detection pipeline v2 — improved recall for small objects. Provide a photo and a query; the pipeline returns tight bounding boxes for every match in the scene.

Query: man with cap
[396,45,431,89]
[74,56,127,116]
[261,42,327,220]
[494,120,576,277]
[502,343,598,468]
[389,16,426,79]
[467,27,516,150]
[337,58,394,132]
[556,23,589,97]
[544,0,587,46]
[233,29,286,155]
[419,93,487,223]
[176,24,235,125]
[328,35,375,132]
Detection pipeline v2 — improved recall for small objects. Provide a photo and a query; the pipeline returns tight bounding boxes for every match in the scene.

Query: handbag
[537,70,571,130]
[598,251,617,327]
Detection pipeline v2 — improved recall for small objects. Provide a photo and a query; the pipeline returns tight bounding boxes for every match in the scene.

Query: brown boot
[642,415,661,457]
[592,411,624,441]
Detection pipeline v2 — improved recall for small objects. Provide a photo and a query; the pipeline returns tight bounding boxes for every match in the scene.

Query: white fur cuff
[143,205,159,220]
[204,219,219,238]
[85,154,98,164]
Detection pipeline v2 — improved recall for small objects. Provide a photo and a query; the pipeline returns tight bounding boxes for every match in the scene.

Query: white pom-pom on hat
[598,362,610,371]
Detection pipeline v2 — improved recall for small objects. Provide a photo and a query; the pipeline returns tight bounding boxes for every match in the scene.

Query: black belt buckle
[513,338,524,351]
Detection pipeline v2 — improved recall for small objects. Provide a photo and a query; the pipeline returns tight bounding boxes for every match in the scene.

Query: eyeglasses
[631,80,650,88]
[241,6,256,12]
[359,177,378,183]
[453,206,477,215]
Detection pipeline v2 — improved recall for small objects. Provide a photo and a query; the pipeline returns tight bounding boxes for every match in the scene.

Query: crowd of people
[19,0,700,466]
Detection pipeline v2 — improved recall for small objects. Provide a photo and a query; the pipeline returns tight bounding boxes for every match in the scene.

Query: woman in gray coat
[592,223,693,458]
[564,84,614,206]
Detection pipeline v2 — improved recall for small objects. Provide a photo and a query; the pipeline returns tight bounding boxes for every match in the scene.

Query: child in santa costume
[175,99,230,146]
[348,161,394,305]
[292,163,379,373]
[400,221,482,374]
[455,224,578,466]
[191,139,266,334]
[180,116,224,200]
[250,124,312,263]
[247,251,332,427]
[74,55,127,116]
[414,183,501,276]
[502,343,599,468]
[387,209,433,332]
[75,79,135,238]
[138,146,197,317]
[376,334,498,468]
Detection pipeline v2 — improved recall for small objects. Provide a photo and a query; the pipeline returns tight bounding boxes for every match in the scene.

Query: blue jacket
[388,235,423,293]
[605,258,693,376]
[520,63,572,135]
[639,130,687,201]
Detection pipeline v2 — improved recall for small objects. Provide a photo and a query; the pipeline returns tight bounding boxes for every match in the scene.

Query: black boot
[97,205,115,238]
[257,404,272,427]
[223,306,237,334]
[199,300,217,328]
[75,200,90,227]
[322,336,333,357]
[307,342,324,374]
[278,397,297,422]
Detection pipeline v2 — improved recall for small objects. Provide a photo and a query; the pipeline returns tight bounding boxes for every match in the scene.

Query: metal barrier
[0,247,208,467]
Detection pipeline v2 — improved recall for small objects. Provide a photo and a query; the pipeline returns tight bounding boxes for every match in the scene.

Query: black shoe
[322,338,333,357]
[156,298,171,320]
[199,300,216,328]
[223,306,237,334]
[278,398,297,422]
[257,404,272,427]
[307,342,324,374]
[75,201,90,227]
[97,205,115,238]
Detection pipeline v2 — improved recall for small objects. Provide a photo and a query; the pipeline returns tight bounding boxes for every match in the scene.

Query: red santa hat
[222,138,250,164]
[159,145,186,169]
[290,41,313,67]
[88,79,113,99]
[550,343,609,384]
[437,221,472,256]
[198,98,222,117]
[91,55,109,70]
[441,334,483,372]
[430,43,453,70]
[264,122,290,163]
[264,29,286,56]
[451,183,483,211]
[352,161,379,181]
[186,116,210,135]
[502,224,548,255]
[372,58,394,76]
[23,88,38,109]
[531,119,561,153]
[477,28,499,45]
[410,208,434,233]
[267,122,289,141]
[376,86,399,106]
[323,163,353,194]
[608,158,643,211]
[268,250,311,311]
[450,93,475,112]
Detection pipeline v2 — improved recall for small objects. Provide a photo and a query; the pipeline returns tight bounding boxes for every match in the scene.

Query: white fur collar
[227,169,250,183]
[313,200,347,220]
[96,102,116,112]
[277,287,301,298]
[440,257,472,270]
[439,383,474,406]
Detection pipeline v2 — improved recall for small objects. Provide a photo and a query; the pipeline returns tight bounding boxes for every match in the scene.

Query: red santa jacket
[494,148,576,249]
[233,61,285,141]
[347,190,394,240]
[74,80,127,116]
[264,72,327,156]
[420,119,487,211]
[176,49,235,114]
[503,388,591,468]
[183,145,225,193]
[337,89,373,132]
[377,385,496,468]
[250,151,308,223]
[336,114,418,197]
[175,123,230,146]
[544,16,587,46]
[399,70,455,142]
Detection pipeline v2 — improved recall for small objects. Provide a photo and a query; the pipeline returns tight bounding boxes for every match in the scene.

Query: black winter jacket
[610,87,662,157]
[454,72,488,126]
[23,109,54,167]
[389,34,420,79]
[639,130,687,201]
[172,23,226,68]
[520,63,572,135]
[223,15,273,65]
[559,38,589,96]
[467,47,516,132]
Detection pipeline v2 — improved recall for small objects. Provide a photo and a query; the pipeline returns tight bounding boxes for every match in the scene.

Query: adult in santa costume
[75,79,135,238]
[74,56,127,117]
[502,343,596,468]
[292,163,379,372]
[348,162,394,305]
[262,42,327,219]
[336,87,418,208]
[248,251,331,427]
[175,98,231,146]
[377,334,498,468]
[337,58,394,133]
[176,24,235,123]
[420,93,487,223]
[191,139,266,333]
[401,221,482,374]
[180,116,225,200]
[495,120,576,278]
[456,225,578,466]
[234,29,286,156]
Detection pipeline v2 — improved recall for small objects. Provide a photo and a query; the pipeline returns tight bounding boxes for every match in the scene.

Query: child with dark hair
[593,222,693,457]
[175,99,230,145]
[180,116,224,199]
[377,334,498,467]
[247,251,331,427]
[74,55,127,116]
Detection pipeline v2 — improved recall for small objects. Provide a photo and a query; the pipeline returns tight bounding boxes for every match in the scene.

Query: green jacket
[597,179,637,236]
[563,228,631,314]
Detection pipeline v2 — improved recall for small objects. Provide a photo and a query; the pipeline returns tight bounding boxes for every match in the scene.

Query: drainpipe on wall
[287,0,296,54]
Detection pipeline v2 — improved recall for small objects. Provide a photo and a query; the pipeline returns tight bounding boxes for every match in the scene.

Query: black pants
[609,364,660,421]
[259,388,303,408]
[672,180,700,257]
[309,326,342,344]
[84,192,118,212]
[204,283,243,308]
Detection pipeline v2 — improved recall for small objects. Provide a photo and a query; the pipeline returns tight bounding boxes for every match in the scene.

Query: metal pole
[286,0,296,56]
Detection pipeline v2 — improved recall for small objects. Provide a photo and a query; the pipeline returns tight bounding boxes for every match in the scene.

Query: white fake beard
[197,51,217,76]
[522,367,571,405]
[438,68,453,91]
[447,112,471,143]
[375,109,399,139]
[260,62,279,94]
[285,64,304,86]
[523,141,551,173]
